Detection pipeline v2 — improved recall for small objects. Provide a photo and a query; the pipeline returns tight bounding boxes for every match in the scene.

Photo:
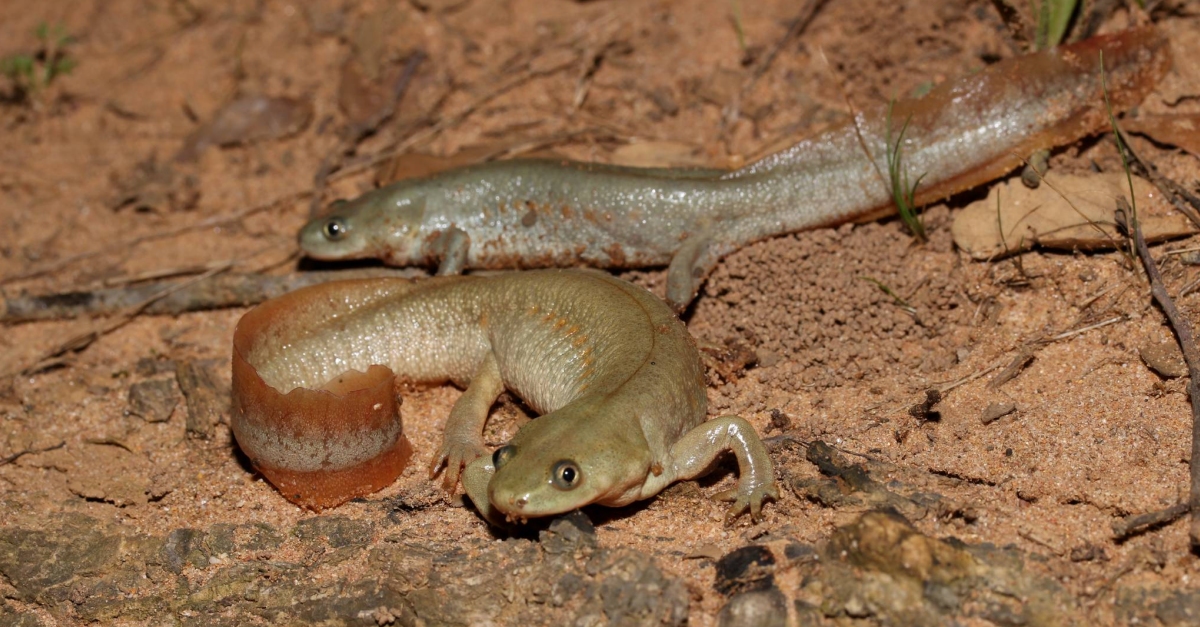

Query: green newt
[298,28,1169,311]
[231,269,779,523]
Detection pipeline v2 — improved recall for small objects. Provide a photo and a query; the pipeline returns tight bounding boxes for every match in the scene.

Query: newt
[230,269,779,523]
[299,28,1170,311]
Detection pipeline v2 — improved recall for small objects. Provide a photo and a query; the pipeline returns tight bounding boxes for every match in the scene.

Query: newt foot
[429,438,489,492]
[714,481,781,524]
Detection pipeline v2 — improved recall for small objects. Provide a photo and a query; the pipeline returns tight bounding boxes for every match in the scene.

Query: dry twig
[1116,126,1200,231]
[0,440,65,467]
[741,0,826,94]
[12,263,232,376]
[2,268,424,323]
[1112,502,1190,541]
[1116,200,1200,550]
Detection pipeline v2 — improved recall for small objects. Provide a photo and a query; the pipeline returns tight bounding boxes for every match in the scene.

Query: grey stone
[718,588,788,627]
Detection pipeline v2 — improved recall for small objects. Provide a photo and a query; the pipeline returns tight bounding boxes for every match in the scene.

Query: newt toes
[299,28,1169,311]
[230,269,778,523]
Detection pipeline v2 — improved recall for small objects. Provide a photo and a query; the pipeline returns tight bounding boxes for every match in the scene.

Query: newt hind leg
[665,229,728,312]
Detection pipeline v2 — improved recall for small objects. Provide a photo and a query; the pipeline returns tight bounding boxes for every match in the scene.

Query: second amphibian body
[231,269,779,523]
[299,29,1169,310]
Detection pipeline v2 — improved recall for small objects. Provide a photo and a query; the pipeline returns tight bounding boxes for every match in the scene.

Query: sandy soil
[2,0,1200,625]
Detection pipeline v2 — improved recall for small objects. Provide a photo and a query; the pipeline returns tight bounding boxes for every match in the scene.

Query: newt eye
[493,445,516,469]
[323,218,348,241]
[551,460,580,490]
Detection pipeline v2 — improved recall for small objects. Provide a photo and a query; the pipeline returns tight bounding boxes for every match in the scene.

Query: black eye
[323,218,347,241]
[493,445,516,469]
[551,460,580,490]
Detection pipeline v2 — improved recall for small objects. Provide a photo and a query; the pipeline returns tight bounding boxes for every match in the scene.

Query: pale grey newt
[298,28,1169,311]
[230,269,779,523]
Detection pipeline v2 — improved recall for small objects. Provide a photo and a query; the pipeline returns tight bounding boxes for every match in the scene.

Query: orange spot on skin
[604,243,627,266]
[651,462,663,476]
[572,334,588,347]
[554,317,568,330]
[564,324,581,337]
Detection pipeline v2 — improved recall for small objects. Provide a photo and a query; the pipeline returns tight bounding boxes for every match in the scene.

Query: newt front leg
[433,226,471,276]
[654,415,780,522]
[429,352,503,491]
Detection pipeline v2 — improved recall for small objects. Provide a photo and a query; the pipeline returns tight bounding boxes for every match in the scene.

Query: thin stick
[1116,126,1200,231]
[1047,315,1124,341]
[1117,202,1200,550]
[1112,502,1190,540]
[741,0,826,94]
[13,263,233,376]
[321,48,583,188]
[1,267,425,323]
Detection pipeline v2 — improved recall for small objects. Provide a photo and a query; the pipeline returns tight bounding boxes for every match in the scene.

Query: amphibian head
[298,185,427,264]
[486,411,651,521]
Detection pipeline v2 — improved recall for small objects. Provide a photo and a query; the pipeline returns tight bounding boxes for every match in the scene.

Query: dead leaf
[374,145,500,185]
[338,56,392,131]
[176,95,313,162]
[109,155,200,213]
[338,52,427,139]
[952,172,1193,259]
[1124,114,1200,158]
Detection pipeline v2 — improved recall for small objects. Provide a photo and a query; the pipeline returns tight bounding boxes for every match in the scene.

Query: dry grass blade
[0,190,309,286]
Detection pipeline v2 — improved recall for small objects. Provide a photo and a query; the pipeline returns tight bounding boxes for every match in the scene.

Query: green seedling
[1032,0,1078,50]
[859,276,917,317]
[1,22,76,103]
[885,100,928,243]
[1101,50,1136,226]
[729,0,748,59]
